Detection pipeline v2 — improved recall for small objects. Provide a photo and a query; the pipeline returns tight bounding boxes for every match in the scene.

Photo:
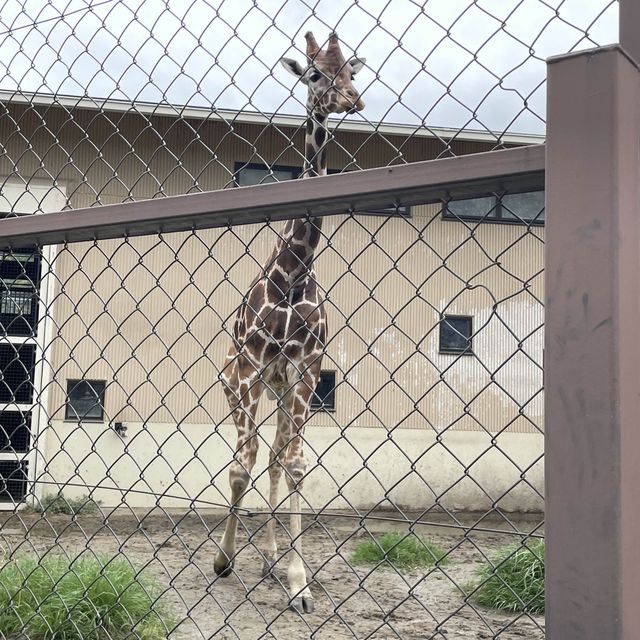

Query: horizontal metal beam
[0,144,544,248]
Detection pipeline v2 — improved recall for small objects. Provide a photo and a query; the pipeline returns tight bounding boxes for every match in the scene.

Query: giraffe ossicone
[214,31,366,615]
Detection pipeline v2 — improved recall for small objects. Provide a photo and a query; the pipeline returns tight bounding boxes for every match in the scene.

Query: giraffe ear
[348,57,366,75]
[280,57,306,78]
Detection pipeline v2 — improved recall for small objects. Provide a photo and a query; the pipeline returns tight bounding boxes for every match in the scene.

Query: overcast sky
[0,0,618,135]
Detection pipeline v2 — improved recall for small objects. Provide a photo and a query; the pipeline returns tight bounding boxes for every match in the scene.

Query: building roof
[0,89,545,146]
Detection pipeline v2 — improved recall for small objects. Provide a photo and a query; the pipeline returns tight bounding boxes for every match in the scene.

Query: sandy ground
[0,510,544,640]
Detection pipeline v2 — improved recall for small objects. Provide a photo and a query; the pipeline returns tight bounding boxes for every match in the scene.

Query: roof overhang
[0,90,545,146]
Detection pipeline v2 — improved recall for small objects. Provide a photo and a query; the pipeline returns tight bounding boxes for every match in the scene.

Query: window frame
[310,370,337,412]
[442,190,545,226]
[439,315,474,356]
[65,379,106,422]
[234,162,411,217]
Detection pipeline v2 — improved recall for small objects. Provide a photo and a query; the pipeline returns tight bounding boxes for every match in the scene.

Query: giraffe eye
[309,72,321,82]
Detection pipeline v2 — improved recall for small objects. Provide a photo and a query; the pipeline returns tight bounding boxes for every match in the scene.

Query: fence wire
[0,1,618,639]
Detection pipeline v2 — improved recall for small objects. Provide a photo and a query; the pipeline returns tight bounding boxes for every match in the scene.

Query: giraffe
[213,31,366,614]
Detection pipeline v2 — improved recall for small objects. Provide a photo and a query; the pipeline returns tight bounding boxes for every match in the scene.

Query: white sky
[0,0,619,135]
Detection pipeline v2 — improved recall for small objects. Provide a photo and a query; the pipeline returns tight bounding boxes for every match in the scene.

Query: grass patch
[27,493,102,516]
[351,531,448,570]
[470,539,544,614]
[0,553,174,639]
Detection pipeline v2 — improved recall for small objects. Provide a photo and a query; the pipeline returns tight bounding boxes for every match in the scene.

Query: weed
[469,539,544,614]
[351,531,448,570]
[27,492,102,516]
[0,553,174,639]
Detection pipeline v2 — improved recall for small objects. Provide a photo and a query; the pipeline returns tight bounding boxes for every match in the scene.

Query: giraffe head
[280,31,366,115]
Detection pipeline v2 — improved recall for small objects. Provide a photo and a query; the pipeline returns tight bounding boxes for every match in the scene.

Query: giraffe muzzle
[344,97,364,114]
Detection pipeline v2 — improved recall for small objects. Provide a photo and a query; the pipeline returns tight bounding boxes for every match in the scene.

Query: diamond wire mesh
[0,1,617,639]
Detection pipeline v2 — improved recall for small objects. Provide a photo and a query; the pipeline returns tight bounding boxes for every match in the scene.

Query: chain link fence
[0,1,619,638]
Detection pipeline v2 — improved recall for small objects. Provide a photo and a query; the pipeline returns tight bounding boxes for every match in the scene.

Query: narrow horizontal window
[443,190,544,225]
[234,163,410,216]
[234,162,300,186]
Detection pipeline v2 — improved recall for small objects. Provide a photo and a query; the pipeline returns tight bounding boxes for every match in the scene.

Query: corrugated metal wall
[0,103,544,435]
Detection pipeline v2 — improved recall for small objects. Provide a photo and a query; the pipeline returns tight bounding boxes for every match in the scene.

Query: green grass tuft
[470,539,545,614]
[0,554,174,639]
[351,531,448,570]
[28,492,102,516]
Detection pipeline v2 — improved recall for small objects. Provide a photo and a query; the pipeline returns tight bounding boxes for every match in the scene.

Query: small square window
[311,371,336,411]
[439,316,473,355]
[65,380,106,421]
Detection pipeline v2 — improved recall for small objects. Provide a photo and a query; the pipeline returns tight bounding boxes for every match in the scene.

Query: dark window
[0,460,28,502]
[439,316,473,355]
[443,190,544,225]
[0,343,36,403]
[311,371,336,411]
[0,411,31,452]
[65,380,106,421]
[0,247,41,337]
[234,162,301,186]
[234,162,410,217]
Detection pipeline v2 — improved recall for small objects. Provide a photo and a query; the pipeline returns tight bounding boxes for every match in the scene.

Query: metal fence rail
[0,1,623,639]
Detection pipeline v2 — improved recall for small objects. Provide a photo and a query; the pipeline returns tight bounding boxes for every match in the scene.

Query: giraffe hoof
[214,558,234,578]
[290,594,314,614]
[262,560,283,581]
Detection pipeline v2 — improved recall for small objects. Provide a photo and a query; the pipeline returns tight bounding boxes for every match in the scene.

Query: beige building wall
[0,102,544,512]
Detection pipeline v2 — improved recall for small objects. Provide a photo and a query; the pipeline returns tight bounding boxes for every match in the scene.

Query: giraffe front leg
[284,437,314,614]
[262,410,290,580]
[214,458,254,577]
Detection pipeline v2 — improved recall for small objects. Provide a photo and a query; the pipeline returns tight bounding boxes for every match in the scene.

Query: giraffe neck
[265,110,329,293]
[302,111,328,178]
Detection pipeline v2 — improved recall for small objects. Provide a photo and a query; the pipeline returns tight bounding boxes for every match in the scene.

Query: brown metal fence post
[620,0,640,64]
[546,46,640,638]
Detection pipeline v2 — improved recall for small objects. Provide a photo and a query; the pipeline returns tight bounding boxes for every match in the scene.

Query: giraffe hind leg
[262,406,290,581]
[281,374,316,614]
[214,363,263,578]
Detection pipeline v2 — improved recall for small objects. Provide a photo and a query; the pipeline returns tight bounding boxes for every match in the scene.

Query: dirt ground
[0,510,544,640]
